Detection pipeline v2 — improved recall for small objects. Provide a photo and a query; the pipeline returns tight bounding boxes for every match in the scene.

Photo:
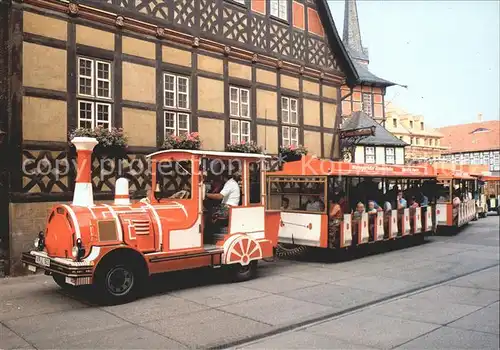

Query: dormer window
[393,118,397,128]
[471,127,490,134]
[270,0,288,21]
[409,120,414,128]
[420,122,424,130]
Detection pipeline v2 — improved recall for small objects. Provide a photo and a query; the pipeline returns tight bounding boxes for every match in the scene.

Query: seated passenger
[352,202,365,220]
[328,195,343,248]
[397,191,407,209]
[367,201,378,214]
[306,195,325,212]
[409,196,420,209]
[206,171,241,220]
[281,197,290,210]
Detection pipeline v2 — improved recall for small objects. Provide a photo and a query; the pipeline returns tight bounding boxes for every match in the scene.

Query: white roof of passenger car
[146,149,272,159]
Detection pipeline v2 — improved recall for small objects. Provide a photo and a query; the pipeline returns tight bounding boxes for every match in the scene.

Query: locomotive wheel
[94,261,145,305]
[275,243,311,258]
[228,260,257,282]
[52,274,74,289]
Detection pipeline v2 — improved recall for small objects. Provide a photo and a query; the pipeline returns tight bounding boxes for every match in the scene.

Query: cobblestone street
[1,216,499,349]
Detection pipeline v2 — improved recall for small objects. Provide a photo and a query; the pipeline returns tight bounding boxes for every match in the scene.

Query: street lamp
[0,129,5,145]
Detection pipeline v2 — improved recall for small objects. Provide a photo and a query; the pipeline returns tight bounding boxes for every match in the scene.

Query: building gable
[76,0,357,83]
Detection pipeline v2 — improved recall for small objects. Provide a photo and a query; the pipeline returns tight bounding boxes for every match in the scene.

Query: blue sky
[327,0,500,128]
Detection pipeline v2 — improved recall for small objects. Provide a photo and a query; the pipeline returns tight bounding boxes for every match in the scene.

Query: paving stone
[0,323,34,349]
[367,297,481,325]
[218,294,336,327]
[332,275,418,295]
[280,266,365,283]
[396,326,500,349]
[239,274,321,294]
[447,302,499,335]
[410,284,499,307]
[39,324,186,349]
[169,283,269,308]
[0,289,87,321]
[307,310,439,349]
[5,308,128,348]
[104,294,210,324]
[242,330,378,349]
[281,283,386,309]
[142,309,271,348]
[447,267,500,291]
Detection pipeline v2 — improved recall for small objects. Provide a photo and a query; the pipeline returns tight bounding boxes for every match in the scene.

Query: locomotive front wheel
[94,261,145,305]
[229,260,257,282]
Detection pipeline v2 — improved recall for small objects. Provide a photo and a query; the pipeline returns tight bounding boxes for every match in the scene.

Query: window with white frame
[385,147,395,164]
[230,86,250,118]
[163,73,190,136]
[362,93,373,117]
[230,119,251,144]
[365,146,375,163]
[77,57,112,129]
[270,0,288,21]
[281,96,299,147]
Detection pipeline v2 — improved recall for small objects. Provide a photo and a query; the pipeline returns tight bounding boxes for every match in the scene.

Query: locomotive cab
[22,137,280,304]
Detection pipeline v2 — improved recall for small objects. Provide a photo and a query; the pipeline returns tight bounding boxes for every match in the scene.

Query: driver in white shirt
[206,171,241,219]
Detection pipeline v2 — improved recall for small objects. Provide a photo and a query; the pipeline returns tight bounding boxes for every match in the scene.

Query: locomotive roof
[147,149,272,160]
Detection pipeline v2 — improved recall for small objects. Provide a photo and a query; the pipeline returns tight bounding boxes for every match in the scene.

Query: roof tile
[437,120,500,154]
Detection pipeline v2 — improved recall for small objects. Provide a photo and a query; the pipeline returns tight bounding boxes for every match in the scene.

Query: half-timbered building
[0,0,362,275]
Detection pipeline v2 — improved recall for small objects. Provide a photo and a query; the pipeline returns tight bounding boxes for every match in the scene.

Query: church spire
[343,0,369,63]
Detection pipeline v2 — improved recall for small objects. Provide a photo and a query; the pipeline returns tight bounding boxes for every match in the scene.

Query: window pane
[278,0,287,20]
[240,89,249,118]
[164,74,176,107]
[241,121,250,137]
[230,87,239,117]
[282,126,290,146]
[78,101,93,128]
[290,110,298,125]
[366,155,375,164]
[291,127,298,146]
[97,62,110,80]
[270,0,279,16]
[178,113,189,134]
[165,112,176,136]
[281,97,289,111]
[79,77,92,96]
[79,58,92,77]
[282,109,289,124]
[366,147,375,155]
[97,80,110,98]
[96,103,111,129]
[177,77,189,109]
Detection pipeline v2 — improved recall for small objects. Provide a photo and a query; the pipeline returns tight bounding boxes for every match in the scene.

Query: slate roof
[317,0,359,87]
[437,120,500,154]
[342,111,408,146]
[352,60,397,87]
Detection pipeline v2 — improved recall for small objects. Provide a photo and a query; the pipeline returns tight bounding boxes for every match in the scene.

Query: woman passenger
[328,194,343,248]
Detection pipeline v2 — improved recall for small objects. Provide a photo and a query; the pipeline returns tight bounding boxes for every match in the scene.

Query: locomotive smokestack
[71,137,98,207]
[114,178,130,205]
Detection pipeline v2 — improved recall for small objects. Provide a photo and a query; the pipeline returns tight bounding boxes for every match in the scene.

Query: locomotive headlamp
[34,231,45,251]
[72,238,86,261]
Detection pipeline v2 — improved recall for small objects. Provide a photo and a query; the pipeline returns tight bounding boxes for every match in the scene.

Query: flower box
[226,140,263,154]
[69,126,128,158]
[279,144,308,162]
[162,132,201,150]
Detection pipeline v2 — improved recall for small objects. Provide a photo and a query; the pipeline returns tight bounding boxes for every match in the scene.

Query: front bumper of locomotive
[21,250,94,286]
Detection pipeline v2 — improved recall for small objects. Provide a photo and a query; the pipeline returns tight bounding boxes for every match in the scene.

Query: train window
[155,160,192,200]
[268,176,327,213]
[249,161,261,204]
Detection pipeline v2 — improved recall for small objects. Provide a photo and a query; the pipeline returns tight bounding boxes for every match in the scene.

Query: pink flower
[290,145,296,150]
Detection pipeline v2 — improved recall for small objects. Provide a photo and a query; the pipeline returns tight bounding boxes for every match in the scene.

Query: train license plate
[35,256,50,267]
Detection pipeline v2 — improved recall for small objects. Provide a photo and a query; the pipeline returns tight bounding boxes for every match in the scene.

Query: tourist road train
[22,137,490,304]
